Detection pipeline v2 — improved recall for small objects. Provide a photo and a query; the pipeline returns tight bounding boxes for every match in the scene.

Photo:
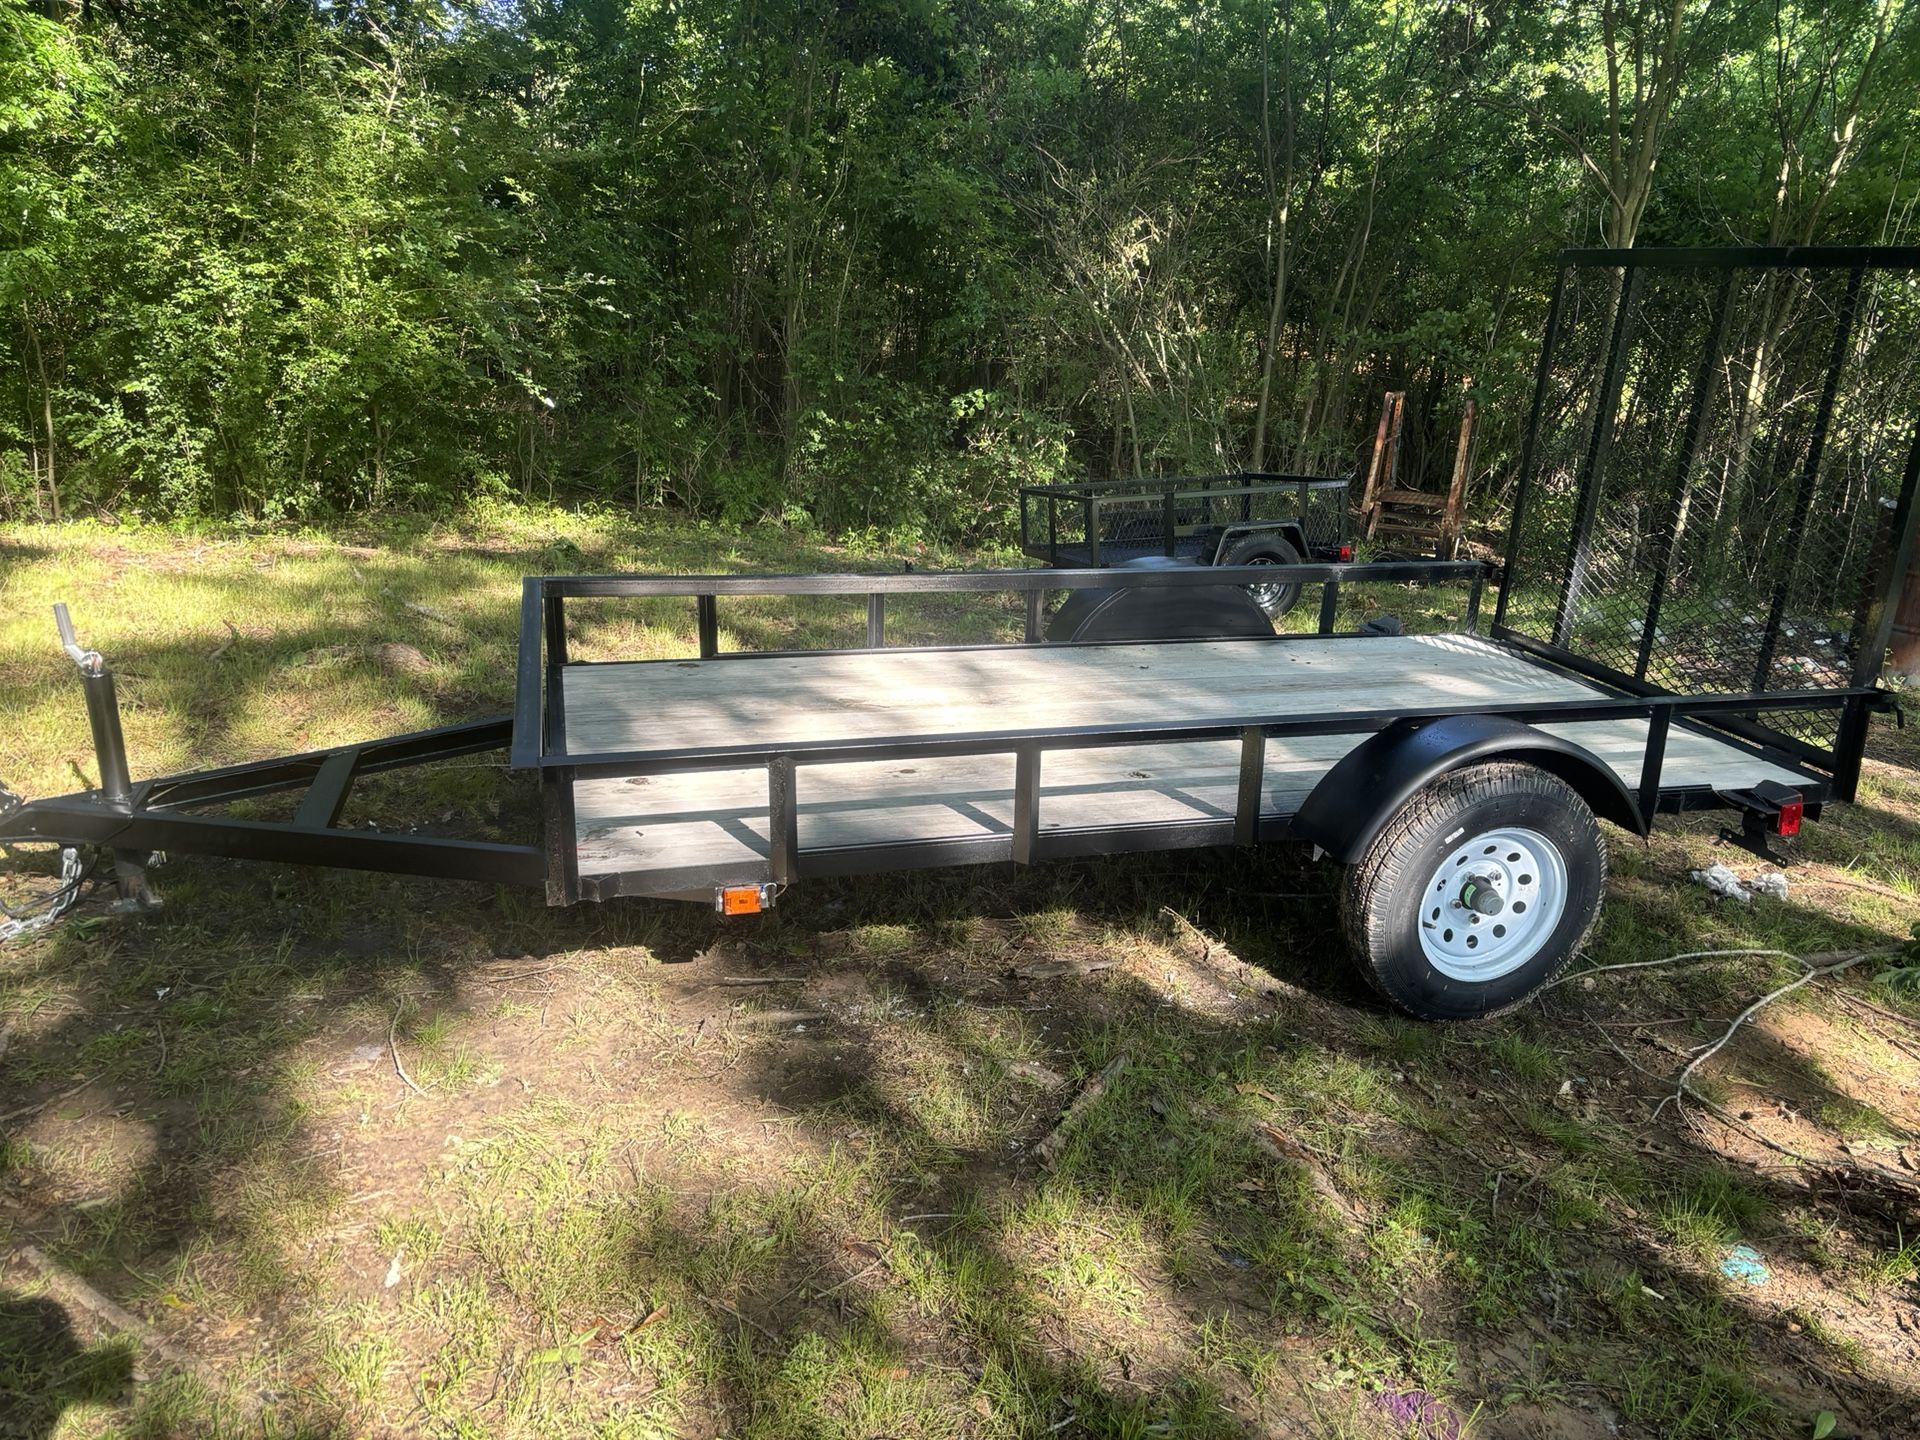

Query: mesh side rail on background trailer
[1019,473,1348,565]
[1493,247,1920,767]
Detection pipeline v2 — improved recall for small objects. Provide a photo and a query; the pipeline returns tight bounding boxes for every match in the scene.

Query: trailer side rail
[509,561,1886,903]
[546,679,1874,903]
[510,561,1489,771]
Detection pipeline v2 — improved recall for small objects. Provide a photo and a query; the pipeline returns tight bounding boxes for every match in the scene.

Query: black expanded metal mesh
[1499,254,1920,758]
[1020,473,1347,566]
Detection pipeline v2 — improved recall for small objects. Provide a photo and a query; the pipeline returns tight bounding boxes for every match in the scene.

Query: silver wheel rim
[1417,826,1568,982]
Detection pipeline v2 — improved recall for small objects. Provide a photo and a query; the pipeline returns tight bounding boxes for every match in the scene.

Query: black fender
[1212,521,1308,565]
[1047,557,1274,643]
[1292,714,1647,864]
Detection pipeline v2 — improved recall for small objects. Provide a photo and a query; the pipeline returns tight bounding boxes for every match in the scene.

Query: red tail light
[1775,796,1803,837]
[1336,544,1354,561]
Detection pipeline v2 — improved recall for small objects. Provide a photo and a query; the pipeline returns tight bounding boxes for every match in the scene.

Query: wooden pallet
[1357,394,1475,559]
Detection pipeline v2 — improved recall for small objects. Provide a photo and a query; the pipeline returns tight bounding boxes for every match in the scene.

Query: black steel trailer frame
[0,559,1893,912]
[2,245,1915,957]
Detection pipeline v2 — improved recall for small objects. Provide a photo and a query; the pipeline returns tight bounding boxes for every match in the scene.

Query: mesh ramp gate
[1493,248,1920,769]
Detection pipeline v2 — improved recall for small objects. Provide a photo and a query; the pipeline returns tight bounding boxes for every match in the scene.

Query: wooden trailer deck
[559,633,1810,895]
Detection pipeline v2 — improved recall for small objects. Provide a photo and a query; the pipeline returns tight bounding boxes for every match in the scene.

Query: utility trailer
[1019,471,1351,616]
[3,247,1918,1020]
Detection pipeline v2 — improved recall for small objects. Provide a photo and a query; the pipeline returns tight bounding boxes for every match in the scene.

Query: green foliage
[0,0,1914,535]
[1872,921,1920,994]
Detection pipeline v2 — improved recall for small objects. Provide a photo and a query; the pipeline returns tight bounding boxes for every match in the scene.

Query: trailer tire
[1218,534,1302,617]
[1341,761,1606,1020]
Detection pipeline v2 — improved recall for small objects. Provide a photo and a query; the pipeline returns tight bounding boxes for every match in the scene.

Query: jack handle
[53,602,103,674]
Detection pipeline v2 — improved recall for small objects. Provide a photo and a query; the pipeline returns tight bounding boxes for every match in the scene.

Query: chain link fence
[1495,251,1920,760]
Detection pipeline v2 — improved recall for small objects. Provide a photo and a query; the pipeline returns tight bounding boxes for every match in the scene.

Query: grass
[2,508,1918,1438]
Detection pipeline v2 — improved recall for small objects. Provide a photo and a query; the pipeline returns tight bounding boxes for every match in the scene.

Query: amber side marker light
[715,883,777,916]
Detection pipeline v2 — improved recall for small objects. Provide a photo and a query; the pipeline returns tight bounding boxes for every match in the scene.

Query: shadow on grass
[8,828,1913,1434]
[0,1290,135,1438]
[7,840,1904,1436]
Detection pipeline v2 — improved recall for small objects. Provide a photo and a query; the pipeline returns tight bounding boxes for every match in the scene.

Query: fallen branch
[705,975,805,987]
[1251,1121,1364,1225]
[1008,1059,1067,1091]
[732,1008,828,1027]
[1034,1052,1129,1165]
[0,1074,100,1125]
[1545,948,1800,991]
[389,1013,428,1097]
[12,1243,207,1382]
[1653,949,1895,1119]
[810,1255,887,1300]
[477,966,561,985]
[1799,868,1920,907]
[1593,1020,1919,1204]
[1829,987,1920,1033]
[698,1292,780,1342]
[206,618,242,662]
[1159,905,1216,961]
[1013,958,1117,980]
[401,598,456,625]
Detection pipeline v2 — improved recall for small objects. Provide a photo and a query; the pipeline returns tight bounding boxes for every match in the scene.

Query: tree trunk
[22,302,59,521]
[1250,6,1296,472]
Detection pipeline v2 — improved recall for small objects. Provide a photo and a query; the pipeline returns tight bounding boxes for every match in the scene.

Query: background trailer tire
[1341,761,1607,1020]
[1217,533,1303,617]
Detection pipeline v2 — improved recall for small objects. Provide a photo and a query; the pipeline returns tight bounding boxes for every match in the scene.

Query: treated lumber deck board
[559,634,1592,757]
[561,635,1811,887]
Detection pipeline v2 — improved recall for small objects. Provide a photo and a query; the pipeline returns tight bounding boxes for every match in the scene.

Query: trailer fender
[1046,557,1275,643]
[1211,521,1309,565]
[1293,714,1646,864]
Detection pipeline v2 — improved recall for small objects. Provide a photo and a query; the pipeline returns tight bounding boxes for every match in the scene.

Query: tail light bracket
[1714,779,1811,864]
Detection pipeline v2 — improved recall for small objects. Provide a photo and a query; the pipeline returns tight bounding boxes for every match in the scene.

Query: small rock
[373,642,431,675]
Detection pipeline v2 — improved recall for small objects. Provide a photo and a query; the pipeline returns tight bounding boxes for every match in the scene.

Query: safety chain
[0,779,91,944]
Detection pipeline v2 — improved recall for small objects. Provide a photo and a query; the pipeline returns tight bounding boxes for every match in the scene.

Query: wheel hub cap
[1459,876,1504,916]
[1418,827,1569,982]
[1245,558,1282,608]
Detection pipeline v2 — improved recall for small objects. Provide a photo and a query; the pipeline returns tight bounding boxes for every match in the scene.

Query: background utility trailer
[1018,471,1351,617]
[3,246,1918,1020]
